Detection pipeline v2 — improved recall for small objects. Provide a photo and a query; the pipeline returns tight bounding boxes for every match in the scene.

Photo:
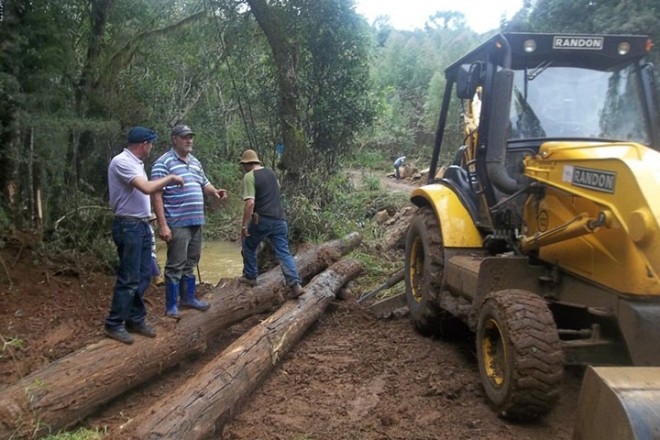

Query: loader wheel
[476,290,564,421]
[404,207,449,336]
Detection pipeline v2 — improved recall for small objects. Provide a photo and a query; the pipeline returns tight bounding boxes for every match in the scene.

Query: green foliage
[364,23,481,162]
[48,201,116,273]
[350,247,401,285]
[0,334,25,364]
[295,0,377,167]
[284,169,408,246]
[1,336,24,351]
[361,174,381,191]
[344,149,390,171]
[42,427,107,440]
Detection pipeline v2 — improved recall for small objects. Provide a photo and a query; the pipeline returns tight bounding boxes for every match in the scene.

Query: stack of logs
[0,232,363,440]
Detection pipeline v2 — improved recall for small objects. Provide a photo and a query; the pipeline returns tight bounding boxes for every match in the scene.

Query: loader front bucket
[573,366,660,440]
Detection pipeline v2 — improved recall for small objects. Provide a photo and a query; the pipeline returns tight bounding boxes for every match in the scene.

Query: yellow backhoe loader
[404,32,660,431]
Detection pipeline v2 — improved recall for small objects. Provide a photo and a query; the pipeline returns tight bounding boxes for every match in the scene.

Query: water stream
[156,240,243,284]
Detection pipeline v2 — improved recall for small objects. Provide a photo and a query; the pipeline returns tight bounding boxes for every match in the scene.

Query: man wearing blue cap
[104,126,184,344]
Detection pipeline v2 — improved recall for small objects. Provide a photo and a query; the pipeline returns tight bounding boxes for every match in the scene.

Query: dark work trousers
[105,219,151,330]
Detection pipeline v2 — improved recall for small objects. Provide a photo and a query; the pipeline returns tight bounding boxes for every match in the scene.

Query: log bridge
[0,233,362,440]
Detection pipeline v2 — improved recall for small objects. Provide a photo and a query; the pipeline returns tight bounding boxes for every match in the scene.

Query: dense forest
[0,0,659,259]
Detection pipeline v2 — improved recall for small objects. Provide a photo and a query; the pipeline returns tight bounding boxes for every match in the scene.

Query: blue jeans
[164,225,202,284]
[105,219,152,329]
[242,216,300,286]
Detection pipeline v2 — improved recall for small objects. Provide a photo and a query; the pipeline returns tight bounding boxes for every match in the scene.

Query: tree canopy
[0,0,658,249]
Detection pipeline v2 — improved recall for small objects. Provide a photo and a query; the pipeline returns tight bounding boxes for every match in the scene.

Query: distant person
[151,124,227,319]
[104,126,184,344]
[237,149,305,299]
[394,156,406,180]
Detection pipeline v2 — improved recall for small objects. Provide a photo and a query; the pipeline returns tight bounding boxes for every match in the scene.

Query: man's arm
[131,174,182,242]
[131,174,183,195]
[240,198,255,239]
[202,183,227,200]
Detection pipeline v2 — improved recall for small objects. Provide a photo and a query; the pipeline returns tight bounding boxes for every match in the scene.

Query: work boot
[104,326,134,345]
[238,276,258,287]
[165,280,181,320]
[180,275,209,311]
[126,321,157,338]
[288,283,305,299]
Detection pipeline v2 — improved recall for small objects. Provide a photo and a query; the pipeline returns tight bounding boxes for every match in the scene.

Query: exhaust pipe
[486,67,520,194]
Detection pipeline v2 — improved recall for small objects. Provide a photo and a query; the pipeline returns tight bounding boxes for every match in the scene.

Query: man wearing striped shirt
[151,124,227,319]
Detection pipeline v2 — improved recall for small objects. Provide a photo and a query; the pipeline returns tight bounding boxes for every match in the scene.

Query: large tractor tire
[476,289,564,421]
[404,207,456,336]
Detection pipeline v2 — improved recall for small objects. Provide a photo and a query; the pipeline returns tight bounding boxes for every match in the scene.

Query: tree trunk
[123,259,362,440]
[26,127,34,226]
[245,0,305,176]
[0,0,24,226]
[0,233,362,440]
[76,0,114,116]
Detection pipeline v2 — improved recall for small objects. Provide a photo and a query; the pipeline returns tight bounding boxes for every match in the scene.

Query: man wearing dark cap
[104,126,184,344]
[238,149,305,299]
[151,124,228,319]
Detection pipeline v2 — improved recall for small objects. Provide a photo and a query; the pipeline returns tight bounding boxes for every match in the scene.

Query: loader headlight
[524,39,537,53]
[618,42,631,55]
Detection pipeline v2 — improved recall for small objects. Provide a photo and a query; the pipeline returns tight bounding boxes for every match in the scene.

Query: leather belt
[115,215,151,222]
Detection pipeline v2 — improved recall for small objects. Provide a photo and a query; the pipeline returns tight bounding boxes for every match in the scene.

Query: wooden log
[374,206,415,251]
[122,259,363,440]
[0,233,362,440]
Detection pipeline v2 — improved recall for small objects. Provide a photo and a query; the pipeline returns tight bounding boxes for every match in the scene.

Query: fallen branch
[356,267,404,304]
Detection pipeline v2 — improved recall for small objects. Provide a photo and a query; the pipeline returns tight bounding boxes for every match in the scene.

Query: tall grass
[42,427,106,440]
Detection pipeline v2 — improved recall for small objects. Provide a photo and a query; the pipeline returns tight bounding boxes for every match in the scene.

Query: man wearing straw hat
[237,149,305,299]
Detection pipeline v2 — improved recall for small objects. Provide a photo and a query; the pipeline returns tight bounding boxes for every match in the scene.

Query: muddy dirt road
[221,301,582,440]
[0,267,581,440]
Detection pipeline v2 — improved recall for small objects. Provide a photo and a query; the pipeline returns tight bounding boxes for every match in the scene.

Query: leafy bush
[42,427,106,440]
[284,169,408,245]
[345,150,390,171]
[46,197,116,273]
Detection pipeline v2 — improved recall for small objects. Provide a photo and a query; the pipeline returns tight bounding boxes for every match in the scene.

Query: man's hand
[159,223,172,242]
[213,188,228,200]
[169,174,185,187]
[240,225,249,240]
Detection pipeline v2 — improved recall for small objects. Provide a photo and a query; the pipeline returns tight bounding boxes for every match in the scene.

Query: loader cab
[428,33,659,248]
